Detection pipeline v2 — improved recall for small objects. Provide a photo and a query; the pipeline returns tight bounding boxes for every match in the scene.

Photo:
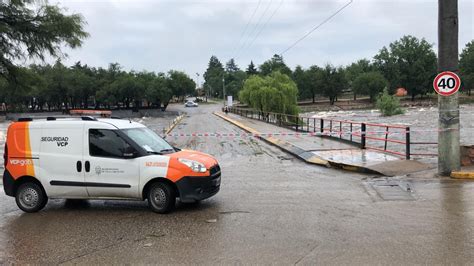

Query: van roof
[98,118,146,129]
[14,117,146,130]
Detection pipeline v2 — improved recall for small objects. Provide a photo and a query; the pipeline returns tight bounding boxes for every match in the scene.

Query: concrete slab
[368,159,436,176]
[310,149,398,166]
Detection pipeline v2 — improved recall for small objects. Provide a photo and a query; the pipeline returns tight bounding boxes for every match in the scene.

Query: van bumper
[3,170,15,197]
[175,173,221,203]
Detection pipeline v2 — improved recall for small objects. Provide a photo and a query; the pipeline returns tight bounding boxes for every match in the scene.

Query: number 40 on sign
[433,71,461,96]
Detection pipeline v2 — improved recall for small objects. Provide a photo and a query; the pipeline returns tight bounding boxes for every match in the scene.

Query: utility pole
[438,0,460,175]
[222,72,226,105]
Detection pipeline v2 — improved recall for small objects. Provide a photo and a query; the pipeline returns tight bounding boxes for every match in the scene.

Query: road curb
[214,112,330,168]
[164,113,186,137]
[450,171,474,179]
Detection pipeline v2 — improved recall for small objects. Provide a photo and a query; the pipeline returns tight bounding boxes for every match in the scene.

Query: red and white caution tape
[162,128,456,138]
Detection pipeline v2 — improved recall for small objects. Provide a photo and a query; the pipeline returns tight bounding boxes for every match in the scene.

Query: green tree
[0,1,88,81]
[224,59,246,98]
[292,65,311,101]
[142,72,172,110]
[345,59,374,100]
[306,65,324,103]
[259,54,292,77]
[44,60,71,109]
[352,72,388,102]
[67,62,95,108]
[320,65,347,105]
[203,56,224,98]
[239,72,298,116]
[108,73,144,108]
[95,63,125,108]
[246,61,258,75]
[0,67,41,111]
[460,40,474,95]
[168,70,196,101]
[374,35,437,100]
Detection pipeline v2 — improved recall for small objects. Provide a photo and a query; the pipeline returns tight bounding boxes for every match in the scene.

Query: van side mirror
[123,146,137,158]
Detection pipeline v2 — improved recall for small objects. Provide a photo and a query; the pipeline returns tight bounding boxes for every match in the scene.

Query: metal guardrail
[226,107,432,160]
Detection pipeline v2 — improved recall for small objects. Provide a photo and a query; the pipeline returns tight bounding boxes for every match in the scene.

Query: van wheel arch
[14,176,47,197]
[142,178,179,200]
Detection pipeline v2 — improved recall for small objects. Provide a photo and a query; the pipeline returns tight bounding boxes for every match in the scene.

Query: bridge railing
[226,106,420,160]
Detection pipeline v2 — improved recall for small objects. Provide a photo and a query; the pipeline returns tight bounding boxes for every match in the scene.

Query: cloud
[47,0,472,80]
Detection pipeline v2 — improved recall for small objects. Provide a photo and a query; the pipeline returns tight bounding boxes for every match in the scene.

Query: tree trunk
[312,93,315,103]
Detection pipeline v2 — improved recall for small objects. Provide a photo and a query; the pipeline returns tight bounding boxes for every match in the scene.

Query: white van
[3,116,221,213]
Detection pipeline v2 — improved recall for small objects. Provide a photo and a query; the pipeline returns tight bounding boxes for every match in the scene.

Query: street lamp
[195,73,200,101]
[222,73,225,105]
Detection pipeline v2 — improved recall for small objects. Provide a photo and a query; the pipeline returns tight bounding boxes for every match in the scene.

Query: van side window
[89,129,133,158]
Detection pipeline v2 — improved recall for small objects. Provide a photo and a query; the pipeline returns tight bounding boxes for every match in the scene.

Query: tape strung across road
[163,129,447,138]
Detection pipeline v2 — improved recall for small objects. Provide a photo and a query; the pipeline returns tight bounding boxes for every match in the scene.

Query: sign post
[437,0,460,176]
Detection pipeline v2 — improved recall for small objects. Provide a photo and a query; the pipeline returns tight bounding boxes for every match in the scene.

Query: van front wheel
[147,182,176,214]
[15,182,48,213]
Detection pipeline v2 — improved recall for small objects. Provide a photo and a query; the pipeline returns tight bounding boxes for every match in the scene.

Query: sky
[48,0,473,83]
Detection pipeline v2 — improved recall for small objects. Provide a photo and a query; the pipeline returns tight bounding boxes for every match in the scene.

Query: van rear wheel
[15,182,48,213]
[147,182,176,214]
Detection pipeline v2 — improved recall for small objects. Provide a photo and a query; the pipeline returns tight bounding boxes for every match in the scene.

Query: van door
[40,121,88,198]
[83,126,140,198]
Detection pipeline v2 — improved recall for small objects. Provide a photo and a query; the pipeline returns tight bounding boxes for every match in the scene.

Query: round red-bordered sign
[433,71,461,96]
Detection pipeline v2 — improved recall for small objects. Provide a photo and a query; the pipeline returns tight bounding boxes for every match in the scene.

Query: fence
[226,107,432,160]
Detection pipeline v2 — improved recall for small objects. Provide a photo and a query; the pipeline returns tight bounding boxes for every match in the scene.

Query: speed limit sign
[433,71,461,96]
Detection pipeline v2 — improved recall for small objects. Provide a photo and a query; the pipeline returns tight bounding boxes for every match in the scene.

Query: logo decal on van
[145,162,167,167]
[9,159,33,166]
[95,166,102,175]
[41,136,69,147]
[94,166,124,175]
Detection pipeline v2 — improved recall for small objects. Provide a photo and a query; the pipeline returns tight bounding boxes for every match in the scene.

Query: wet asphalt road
[1,103,474,264]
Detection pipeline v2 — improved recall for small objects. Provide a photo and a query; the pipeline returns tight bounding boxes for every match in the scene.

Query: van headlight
[178,158,207,173]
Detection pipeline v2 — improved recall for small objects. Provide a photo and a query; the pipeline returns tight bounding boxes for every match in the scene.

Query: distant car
[185,101,198,107]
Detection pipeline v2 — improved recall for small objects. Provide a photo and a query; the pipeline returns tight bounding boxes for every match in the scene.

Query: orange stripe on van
[164,150,218,182]
[6,122,35,179]
[24,124,35,176]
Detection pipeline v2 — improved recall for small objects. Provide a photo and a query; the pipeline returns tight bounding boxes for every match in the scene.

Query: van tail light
[3,144,7,167]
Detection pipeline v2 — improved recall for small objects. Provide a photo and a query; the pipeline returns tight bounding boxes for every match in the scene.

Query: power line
[239,0,284,59]
[232,0,262,59]
[235,0,274,60]
[279,0,353,56]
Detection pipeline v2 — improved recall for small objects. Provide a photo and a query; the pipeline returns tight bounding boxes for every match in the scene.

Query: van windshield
[122,127,174,154]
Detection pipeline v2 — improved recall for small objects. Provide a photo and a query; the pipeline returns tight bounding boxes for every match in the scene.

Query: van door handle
[85,161,90,172]
[76,161,82,172]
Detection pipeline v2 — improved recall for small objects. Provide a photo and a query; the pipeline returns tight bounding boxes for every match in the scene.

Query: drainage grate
[370,180,415,201]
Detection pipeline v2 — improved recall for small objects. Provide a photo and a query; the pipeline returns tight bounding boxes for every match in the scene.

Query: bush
[376,89,404,116]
